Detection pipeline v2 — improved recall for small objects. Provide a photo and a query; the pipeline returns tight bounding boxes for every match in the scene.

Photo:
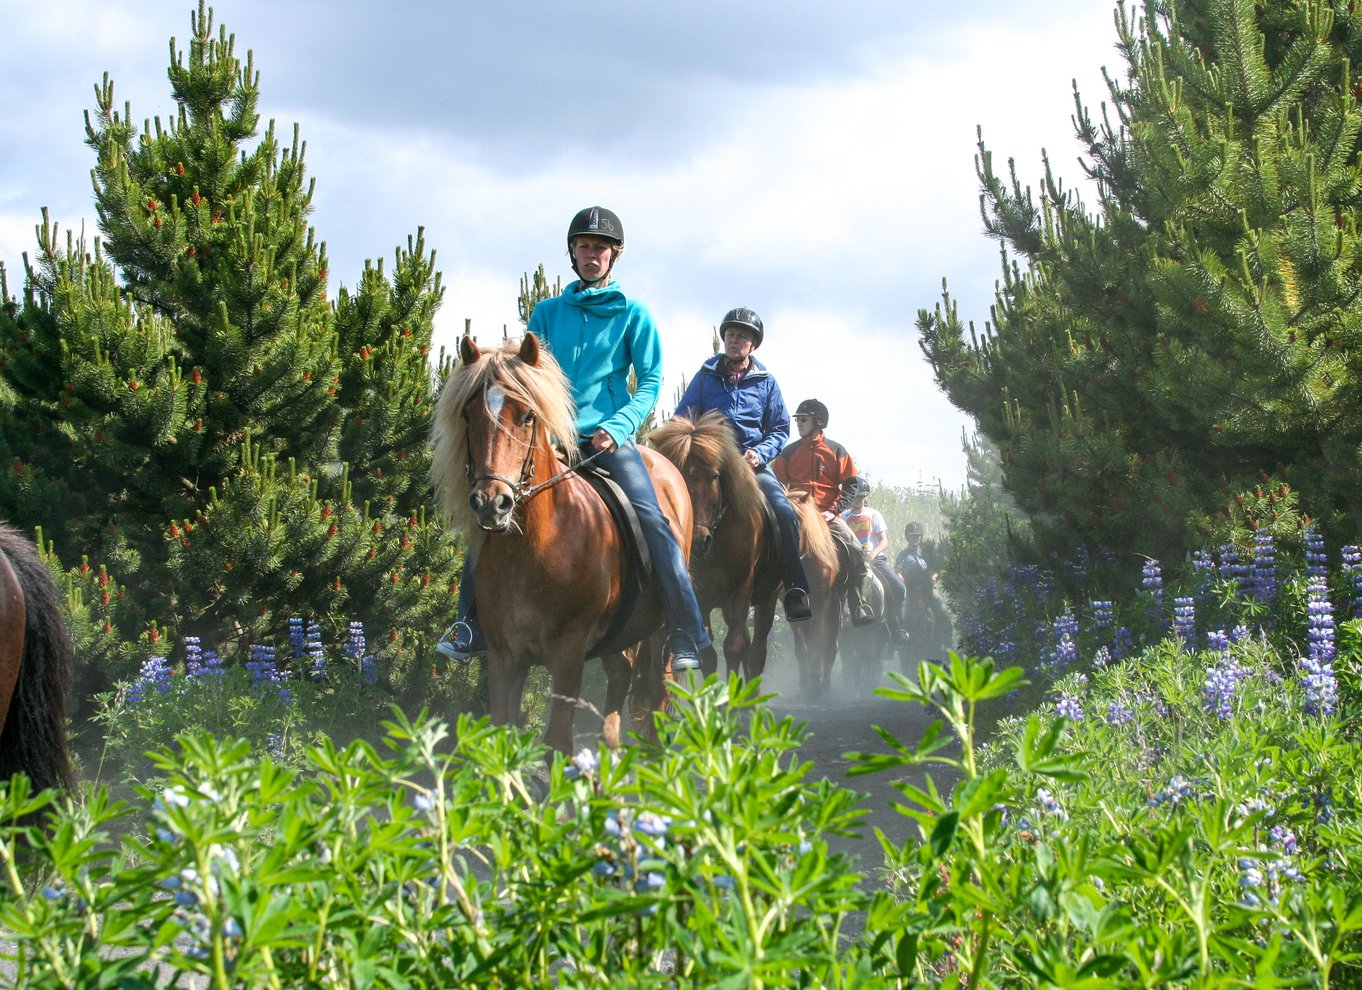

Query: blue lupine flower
[1342,545,1362,619]
[1141,558,1163,596]
[246,644,280,687]
[1088,600,1114,634]
[1302,576,1337,716]
[1202,659,1244,719]
[1304,527,1327,578]
[1150,775,1195,807]
[1173,597,1196,649]
[288,617,307,660]
[1218,543,1249,585]
[128,655,174,706]
[1111,626,1135,662]
[1105,699,1134,725]
[1250,533,1278,608]
[1055,693,1083,721]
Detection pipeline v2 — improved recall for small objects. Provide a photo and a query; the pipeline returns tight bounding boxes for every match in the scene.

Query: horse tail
[789,492,838,576]
[0,526,74,794]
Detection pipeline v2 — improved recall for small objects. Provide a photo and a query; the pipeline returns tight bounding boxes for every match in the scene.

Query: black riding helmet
[904,521,925,539]
[719,307,764,348]
[794,398,829,430]
[845,476,872,499]
[566,206,624,281]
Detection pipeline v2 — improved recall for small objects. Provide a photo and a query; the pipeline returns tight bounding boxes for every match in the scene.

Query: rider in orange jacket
[771,398,875,625]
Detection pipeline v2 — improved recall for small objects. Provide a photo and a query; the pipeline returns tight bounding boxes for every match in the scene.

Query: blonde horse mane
[648,411,765,525]
[787,489,838,575]
[430,336,580,536]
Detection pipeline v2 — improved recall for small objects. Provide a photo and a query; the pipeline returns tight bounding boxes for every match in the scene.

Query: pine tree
[920,0,1362,578]
[0,2,458,692]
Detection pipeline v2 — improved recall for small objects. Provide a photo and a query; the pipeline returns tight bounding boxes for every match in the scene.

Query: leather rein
[463,404,606,511]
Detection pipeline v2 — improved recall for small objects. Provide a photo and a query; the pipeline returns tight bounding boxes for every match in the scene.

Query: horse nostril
[495,492,514,515]
[467,491,482,511]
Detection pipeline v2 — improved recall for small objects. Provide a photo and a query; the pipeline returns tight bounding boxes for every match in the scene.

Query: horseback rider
[840,476,910,646]
[674,307,813,623]
[894,520,953,655]
[443,206,711,673]
[770,398,876,625]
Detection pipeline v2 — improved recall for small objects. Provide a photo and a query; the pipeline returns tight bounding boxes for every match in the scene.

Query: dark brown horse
[430,334,690,754]
[0,524,74,795]
[648,412,781,679]
[785,492,844,698]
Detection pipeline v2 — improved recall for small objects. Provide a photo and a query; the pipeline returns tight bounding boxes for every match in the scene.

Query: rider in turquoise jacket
[444,207,710,673]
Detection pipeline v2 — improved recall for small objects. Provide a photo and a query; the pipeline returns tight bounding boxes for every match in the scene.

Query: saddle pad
[578,465,654,657]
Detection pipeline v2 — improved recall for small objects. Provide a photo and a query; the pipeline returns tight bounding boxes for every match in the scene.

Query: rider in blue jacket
[444,207,710,673]
[675,307,812,622]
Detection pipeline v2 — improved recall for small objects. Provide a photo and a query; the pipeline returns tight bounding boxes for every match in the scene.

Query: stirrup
[666,632,702,673]
[436,620,485,664]
[783,587,812,622]
[850,602,877,627]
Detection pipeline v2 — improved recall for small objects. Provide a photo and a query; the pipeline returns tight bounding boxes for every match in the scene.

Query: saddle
[576,460,655,657]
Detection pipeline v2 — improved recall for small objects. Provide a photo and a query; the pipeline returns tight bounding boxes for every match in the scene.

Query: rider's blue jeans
[755,466,810,595]
[456,439,712,653]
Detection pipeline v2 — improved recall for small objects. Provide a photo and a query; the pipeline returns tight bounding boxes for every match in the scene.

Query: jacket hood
[564,279,629,318]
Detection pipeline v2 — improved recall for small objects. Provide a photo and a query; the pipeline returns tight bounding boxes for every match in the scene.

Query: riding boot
[847,573,876,627]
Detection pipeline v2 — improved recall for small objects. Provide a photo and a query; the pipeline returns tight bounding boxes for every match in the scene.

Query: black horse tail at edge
[0,524,74,795]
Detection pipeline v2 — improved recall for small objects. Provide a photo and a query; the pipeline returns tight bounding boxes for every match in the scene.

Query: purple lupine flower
[1218,543,1249,586]
[245,644,280,688]
[1111,626,1135,662]
[128,655,174,706]
[1202,658,1245,719]
[1250,533,1278,608]
[1045,611,1079,671]
[1055,692,1084,721]
[186,639,225,681]
[1190,550,1215,595]
[307,621,327,682]
[1342,545,1362,619]
[1304,527,1327,578]
[1088,600,1114,634]
[1206,628,1230,655]
[1065,546,1090,585]
[343,620,379,686]
[1173,597,1196,649]
[1302,576,1337,716]
[288,618,307,661]
[1105,698,1134,725]
[1141,558,1163,596]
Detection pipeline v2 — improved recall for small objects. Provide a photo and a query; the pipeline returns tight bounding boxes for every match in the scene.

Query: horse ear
[459,335,480,366]
[520,332,541,366]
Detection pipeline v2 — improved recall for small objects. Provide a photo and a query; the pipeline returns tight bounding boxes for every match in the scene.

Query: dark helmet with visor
[567,206,624,247]
[904,521,925,539]
[794,398,829,430]
[845,476,872,499]
[720,307,764,348]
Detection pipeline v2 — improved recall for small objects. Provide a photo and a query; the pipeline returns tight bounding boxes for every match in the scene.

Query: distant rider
[840,476,909,645]
[770,398,875,625]
[443,206,711,673]
[894,521,953,656]
[674,307,812,622]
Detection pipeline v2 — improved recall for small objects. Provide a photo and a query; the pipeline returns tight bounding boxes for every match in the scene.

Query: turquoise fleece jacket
[527,279,663,446]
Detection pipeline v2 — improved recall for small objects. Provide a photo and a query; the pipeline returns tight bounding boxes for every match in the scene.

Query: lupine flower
[1111,627,1135,662]
[1149,775,1196,807]
[288,617,307,660]
[1218,543,1249,586]
[1249,533,1278,608]
[1141,558,1163,596]
[1092,645,1112,669]
[1173,597,1196,649]
[565,747,599,780]
[1341,545,1362,619]
[1304,527,1327,578]
[1302,576,1337,716]
[1055,692,1083,721]
[1046,612,1079,671]
[1088,600,1114,634]
[128,655,174,705]
[246,644,280,687]
[1105,698,1134,725]
[306,621,327,681]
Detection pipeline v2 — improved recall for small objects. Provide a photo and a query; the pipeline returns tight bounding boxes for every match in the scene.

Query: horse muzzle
[694,525,714,560]
[469,483,516,532]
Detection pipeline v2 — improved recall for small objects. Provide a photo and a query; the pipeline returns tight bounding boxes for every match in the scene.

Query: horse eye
[520,410,535,428]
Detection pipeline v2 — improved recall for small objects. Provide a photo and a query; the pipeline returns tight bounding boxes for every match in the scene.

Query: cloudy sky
[0,0,1120,491]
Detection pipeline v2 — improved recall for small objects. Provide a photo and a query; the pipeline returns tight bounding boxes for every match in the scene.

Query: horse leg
[699,615,720,678]
[720,601,751,680]
[600,650,633,749]
[746,600,776,680]
[485,655,532,728]
[544,654,586,756]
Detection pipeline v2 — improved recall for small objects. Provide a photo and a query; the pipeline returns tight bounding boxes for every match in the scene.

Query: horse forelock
[650,412,764,525]
[431,339,579,534]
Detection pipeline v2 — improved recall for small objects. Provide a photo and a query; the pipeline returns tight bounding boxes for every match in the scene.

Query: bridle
[463,396,607,514]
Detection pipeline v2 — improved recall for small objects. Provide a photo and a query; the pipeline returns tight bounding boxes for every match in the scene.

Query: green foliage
[921,0,1362,578]
[0,2,461,693]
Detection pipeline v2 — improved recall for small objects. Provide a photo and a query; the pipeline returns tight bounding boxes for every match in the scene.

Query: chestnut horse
[0,524,74,795]
[648,412,781,679]
[785,492,845,698]
[430,334,690,754]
